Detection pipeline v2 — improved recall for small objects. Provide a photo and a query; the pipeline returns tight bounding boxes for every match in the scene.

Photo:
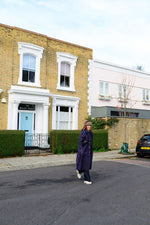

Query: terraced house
[0,23,92,147]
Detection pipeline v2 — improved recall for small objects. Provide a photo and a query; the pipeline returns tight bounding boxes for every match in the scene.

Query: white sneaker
[84,181,92,185]
[76,170,81,179]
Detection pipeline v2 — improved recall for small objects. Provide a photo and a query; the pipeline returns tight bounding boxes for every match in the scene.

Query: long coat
[76,129,93,171]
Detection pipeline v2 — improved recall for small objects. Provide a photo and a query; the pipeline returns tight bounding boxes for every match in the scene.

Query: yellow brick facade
[0,23,92,131]
[108,118,150,150]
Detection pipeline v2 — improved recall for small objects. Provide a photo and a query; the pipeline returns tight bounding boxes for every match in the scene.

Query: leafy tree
[136,65,144,71]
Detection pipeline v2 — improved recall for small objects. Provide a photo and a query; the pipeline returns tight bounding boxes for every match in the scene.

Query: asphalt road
[0,160,150,225]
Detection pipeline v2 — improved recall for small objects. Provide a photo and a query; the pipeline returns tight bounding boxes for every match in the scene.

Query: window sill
[118,98,128,103]
[99,96,111,101]
[57,87,76,92]
[18,81,41,87]
[143,101,150,105]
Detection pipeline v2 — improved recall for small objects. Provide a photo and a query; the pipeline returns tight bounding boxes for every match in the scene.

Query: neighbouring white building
[88,59,150,119]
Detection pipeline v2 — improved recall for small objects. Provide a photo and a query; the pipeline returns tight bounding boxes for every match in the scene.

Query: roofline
[0,23,92,51]
[93,58,150,76]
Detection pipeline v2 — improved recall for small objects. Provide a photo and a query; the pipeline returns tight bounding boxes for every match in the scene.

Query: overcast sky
[1,0,150,72]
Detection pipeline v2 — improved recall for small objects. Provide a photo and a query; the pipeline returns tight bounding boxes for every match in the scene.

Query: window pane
[61,62,66,75]
[65,63,70,75]
[59,122,68,130]
[143,89,145,100]
[30,55,36,69]
[146,89,149,100]
[60,106,69,112]
[119,85,122,97]
[23,55,29,68]
[99,81,103,95]
[23,54,36,83]
[123,85,127,98]
[60,75,65,86]
[60,111,69,121]
[65,76,70,87]
[29,71,35,83]
[105,83,109,96]
[22,70,28,82]
[61,62,70,76]
[143,135,150,141]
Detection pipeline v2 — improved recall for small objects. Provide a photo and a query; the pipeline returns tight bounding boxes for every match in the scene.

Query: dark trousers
[79,170,91,182]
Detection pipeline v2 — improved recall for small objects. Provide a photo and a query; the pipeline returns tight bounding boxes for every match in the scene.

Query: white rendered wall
[88,59,150,114]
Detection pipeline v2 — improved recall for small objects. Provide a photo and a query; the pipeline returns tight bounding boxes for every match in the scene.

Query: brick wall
[0,24,92,130]
[108,118,150,150]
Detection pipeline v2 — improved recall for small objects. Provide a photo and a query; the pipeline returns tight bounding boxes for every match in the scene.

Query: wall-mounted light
[1,98,6,103]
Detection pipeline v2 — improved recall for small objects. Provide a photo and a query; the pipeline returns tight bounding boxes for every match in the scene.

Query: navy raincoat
[76,129,93,171]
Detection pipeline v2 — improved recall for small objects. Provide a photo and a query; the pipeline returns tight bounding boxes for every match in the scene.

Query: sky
[1,0,150,72]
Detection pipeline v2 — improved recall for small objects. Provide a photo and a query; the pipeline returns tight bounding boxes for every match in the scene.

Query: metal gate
[25,133,50,150]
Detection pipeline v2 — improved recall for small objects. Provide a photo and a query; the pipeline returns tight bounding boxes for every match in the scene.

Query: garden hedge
[50,130,108,154]
[0,130,25,157]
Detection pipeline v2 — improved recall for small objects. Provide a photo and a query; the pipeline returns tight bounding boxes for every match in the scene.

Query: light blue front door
[20,112,33,146]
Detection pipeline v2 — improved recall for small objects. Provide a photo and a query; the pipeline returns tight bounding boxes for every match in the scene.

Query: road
[0,159,150,225]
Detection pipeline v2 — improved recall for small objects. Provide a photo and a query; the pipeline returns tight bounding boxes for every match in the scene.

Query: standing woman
[76,121,93,184]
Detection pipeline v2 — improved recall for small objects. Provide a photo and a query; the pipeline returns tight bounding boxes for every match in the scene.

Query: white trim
[88,60,93,115]
[18,42,44,87]
[93,59,150,79]
[0,89,3,94]
[50,94,80,130]
[8,85,50,134]
[56,52,77,92]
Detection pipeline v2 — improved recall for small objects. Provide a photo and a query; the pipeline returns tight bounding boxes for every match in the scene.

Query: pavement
[0,149,136,172]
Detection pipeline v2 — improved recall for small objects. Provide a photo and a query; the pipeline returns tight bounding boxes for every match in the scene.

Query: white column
[68,107,71,130]
[12,100,19,129]
[57,106,60,130]
[52,97,56,130]
[42,103,50,134]
[73,104,79,130]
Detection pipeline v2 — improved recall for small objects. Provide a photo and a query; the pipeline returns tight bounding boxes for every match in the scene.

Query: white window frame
[56,52,77,92]
[51,94,80,130]
[99,81,110,100]
[143,89,150,104]
[18,42,44,87]
[118,84,127,101]
[56,106,73,130]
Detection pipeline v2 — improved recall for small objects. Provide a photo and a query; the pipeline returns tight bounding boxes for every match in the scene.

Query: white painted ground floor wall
[8,86,50,134]
[7,85,80,134]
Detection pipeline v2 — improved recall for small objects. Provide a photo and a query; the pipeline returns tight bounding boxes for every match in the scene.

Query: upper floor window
[143,89,150,104]
[22,54,36,83]
[99,81,110,100]
[57,52,77,92]
[60,62,70,87]
[18,43,44,87]
[118,84,127,100]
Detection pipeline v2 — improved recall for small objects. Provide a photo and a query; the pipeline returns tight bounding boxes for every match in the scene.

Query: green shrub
[0,130,25,157]
[50,130,108,154]
[50,130,80,154]
[93,130,108,150]
[86,116,119,129]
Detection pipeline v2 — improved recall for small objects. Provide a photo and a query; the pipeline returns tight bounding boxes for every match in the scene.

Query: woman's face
[87,125,92,131]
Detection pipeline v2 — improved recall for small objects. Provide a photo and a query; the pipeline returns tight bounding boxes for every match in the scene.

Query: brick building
[0,23,92,147]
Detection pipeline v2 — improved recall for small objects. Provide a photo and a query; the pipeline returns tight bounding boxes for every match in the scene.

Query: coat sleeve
[78,130,87,150]
[89,132,93,149]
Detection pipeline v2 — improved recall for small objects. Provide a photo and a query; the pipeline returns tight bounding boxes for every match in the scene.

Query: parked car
[136,134,150,157]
